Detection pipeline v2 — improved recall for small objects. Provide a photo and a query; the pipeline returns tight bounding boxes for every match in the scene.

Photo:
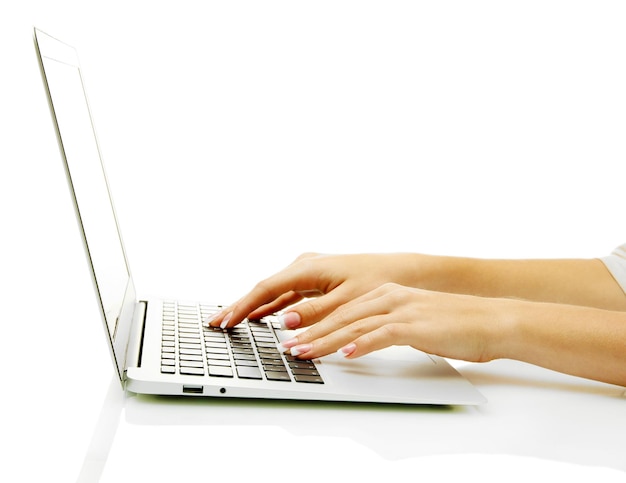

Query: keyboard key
[209,365,234,378]
[229,339,252,347]
[236,366,262,380]
[232,350,255,357]
[293,374,324,384]
[179,342,201,350]
[179,337,201,345]
[203,331,226,339]
[205,341,228,349]
[205,352,230,360]
[254,336,275,343]
[257,347,280,356]
[180,354,203,362]
[262,363,287,372]
[180,366,204,376]
[180,348,202,356]
[265,371,291,382]
[233,353,256,361]
[287,361,317,370]
[290,368,320,376]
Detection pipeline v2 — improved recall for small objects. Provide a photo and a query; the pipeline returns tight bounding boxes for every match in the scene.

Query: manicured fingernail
[281,337,298,350]
[203,312,221,327]
[338,343,357,357]
[290,343,312,357]
[278,312,301,330]
[219,312,233,329]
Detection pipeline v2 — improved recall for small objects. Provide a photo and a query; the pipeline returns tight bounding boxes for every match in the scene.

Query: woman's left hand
[281,282,510,363]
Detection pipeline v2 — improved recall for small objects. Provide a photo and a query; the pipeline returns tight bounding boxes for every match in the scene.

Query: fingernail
[281,337,298,350]
[203,312,221,327]
[278,312,301,330]
[219,312,233,329]
[290,343,312,357]
[338,343,357,357]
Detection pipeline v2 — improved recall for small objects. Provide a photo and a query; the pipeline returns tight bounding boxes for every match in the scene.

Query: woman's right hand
[206,252,418,330]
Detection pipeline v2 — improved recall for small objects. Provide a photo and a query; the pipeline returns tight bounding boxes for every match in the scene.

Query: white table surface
[81,359,626,483]
[3,2,626,481]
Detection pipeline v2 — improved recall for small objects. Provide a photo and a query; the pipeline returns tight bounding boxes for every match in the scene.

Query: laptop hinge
[125,300,147,375]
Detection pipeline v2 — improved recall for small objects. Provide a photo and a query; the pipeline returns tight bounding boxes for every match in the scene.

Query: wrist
[395,253,477,293]
[484,297,527,361]
[384,253,439,288]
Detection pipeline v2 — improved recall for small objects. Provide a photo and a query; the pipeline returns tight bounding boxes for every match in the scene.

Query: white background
[1,1,625,481]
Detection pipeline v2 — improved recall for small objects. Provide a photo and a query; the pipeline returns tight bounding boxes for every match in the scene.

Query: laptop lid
[34,28,137,382]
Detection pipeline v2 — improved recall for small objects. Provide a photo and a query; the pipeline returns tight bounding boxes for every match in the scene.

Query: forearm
[493,299,626,387]
[404,254,626,311]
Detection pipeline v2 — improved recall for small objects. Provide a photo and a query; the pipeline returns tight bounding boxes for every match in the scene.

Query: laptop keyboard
[160,301,323,384]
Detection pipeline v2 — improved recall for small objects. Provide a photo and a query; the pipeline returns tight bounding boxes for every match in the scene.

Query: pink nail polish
[219,312,233,329]
[281,337,298,349]
[203,312,221,327]
[290,343,312,357]
[278,312,301,330]
[339,343,357,357]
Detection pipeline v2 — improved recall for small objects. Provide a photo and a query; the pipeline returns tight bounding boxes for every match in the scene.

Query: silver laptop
[34,28,485,405]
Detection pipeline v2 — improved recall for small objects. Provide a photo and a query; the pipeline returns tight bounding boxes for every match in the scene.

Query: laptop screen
[36,31,130,343]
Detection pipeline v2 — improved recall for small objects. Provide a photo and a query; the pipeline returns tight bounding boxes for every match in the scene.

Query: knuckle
[378,282,405,297]
[348,318,371,337]
[295,252,319,262]
[378,322,401,340]
[253,279,275,302]
[329,307,350,328]
[326,305,358,331]
[301,298,326,321]
[379,282,400,292]
[291,255,316,277]
[356,322,400,351]
[356,331,376,349]
[383,284,412,305]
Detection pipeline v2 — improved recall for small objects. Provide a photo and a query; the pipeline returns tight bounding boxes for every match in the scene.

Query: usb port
[182,385,203,394]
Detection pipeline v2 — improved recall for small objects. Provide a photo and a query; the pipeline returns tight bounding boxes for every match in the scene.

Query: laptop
[34,28,486,405]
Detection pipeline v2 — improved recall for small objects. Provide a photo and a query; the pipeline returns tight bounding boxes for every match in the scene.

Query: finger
[247,291,304,319]
[330,282,400,313]
[287,290,394,357]
[296,282,393,333]
[248,287,329,320]
[287,313,391,359]
[276,282,364,330]
[207,258,329,329]
[340,323,408,358]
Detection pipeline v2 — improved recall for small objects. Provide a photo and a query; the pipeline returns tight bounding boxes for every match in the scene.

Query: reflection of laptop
[34,28,485,405]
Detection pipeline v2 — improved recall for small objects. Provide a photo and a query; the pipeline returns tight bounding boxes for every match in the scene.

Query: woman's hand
[280,283,506,363]
[206,252,422,330]
[279,282,626,388]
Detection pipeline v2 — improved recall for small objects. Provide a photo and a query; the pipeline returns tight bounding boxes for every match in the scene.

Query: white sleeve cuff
[601,244,626,295]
